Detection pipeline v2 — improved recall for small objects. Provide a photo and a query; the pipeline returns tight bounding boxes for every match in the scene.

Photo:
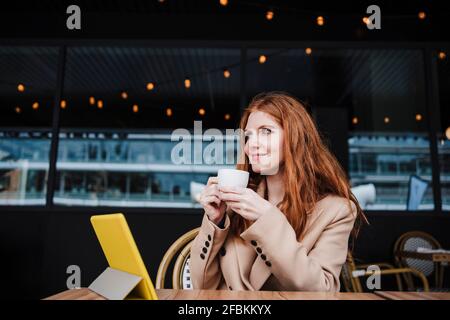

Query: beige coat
[190,178,357,292]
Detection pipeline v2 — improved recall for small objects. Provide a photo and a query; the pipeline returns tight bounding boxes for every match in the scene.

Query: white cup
[218,169,249,188]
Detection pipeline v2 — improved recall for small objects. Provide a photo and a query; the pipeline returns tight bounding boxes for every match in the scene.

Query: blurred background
[0,0,449,298]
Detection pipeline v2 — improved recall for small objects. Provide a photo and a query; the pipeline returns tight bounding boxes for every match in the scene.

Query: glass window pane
[436,49,450,212]
[55,47,241,207]
[246,48,433,210]
[0,47,59,205]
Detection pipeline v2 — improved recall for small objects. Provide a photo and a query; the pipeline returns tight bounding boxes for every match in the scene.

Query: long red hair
[232,92,367,245]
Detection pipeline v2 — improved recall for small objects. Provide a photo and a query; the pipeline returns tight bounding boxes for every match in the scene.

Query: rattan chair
[156,228,199,289]
[341,252,429,292]
[394,231,446,290]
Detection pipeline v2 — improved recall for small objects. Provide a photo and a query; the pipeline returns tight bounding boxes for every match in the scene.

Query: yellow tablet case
[90,213,158,300]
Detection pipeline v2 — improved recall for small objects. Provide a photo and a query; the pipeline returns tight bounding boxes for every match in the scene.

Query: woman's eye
[261,128,272,134]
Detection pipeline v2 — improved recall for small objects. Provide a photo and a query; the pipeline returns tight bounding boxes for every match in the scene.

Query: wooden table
[374,291,450,300]
[44,288,384,300]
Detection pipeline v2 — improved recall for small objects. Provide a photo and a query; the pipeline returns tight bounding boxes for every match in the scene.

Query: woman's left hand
[218,186,274,221]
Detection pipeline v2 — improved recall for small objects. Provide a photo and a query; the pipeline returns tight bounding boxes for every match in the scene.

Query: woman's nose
[247,136,260,150]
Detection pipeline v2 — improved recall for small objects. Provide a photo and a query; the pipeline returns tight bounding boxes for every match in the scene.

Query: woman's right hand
[199,176,227,225]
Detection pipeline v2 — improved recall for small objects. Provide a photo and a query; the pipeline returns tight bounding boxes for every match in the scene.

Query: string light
[352,117,358,125]
[146,82,155,91]
[266,10,274,21]
[198,108,206,116]
[446,127,450,140]
[97,100,103,109]
[184,78,191,89]
[418,11,426,20]
[132,104,139,113]
[439,51,446,60]
[384,116,390,124]
[89,96,96,105]
[224,113,231,120]
[415,113,422,121]
[220,0,228,6]
[259,55,267,64]
[362,17,370,25]
[17,83,25,92]
[32,102,39,110]
[316,16,325,26]
[60,100,67,109]
[305,47,312,55]
[15,106,21,114]
[121,91,128,99]
[166,107,173,117]
[223,69,231,78]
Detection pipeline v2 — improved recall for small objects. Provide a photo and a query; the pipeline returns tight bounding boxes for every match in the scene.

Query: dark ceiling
[1,0,450,41]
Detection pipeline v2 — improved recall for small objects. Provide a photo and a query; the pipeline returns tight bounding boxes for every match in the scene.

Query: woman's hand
[199,177,227,225]
[218,186,274,221]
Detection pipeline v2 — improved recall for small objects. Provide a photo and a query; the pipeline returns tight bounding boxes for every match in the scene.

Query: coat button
[220,247,226,256]
[251,240,257,246]
[260,254,267,260]
[200,253,205,260]
[205,241,210,247]
[265,261,272,267]
[208,234,212,241]
[256,247,262,254]
[202,247,207,254]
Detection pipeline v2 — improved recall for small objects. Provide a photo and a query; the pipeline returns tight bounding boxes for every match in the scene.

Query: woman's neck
[265,170,285,206]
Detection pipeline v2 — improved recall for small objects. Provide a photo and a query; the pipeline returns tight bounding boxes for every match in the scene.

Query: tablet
[90,213,158,300]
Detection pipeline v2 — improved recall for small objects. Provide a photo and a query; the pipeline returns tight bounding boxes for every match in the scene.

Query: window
[54,47,241,207]
[436,49,450,211]
[0,47,59,205]
[246,48,433,210]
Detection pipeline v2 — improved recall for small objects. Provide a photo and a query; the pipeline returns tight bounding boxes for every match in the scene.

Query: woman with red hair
[191,92,366,292]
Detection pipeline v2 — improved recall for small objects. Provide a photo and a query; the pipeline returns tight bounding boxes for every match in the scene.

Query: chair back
[394,231,443,288]
[156,228,200,289]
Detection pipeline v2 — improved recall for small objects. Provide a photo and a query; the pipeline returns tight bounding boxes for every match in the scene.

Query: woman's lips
[250,154,268,162]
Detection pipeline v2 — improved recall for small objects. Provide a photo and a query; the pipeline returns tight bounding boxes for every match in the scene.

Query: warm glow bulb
[352,117,358,125]
[89,96,96,105]
[220,0,228,6]
[15,106,21,114]
[224,113,231,120]
[97,100,103,109]
[146,82,155,91]
[17,83,25,92]
[121,91,128,99]
[198,108,206,116]
[259,55,267,64]
[132,104,139,113]
[384,116,390,124]
[418,11,426,20]
[305,47,312,55]
[266,11,274,20]
[445,126,450,140]
[439,51,446,60]
[60,100,67,109]
[317,16,325,26]
[166,107,173,117]
[415,114,423,121]
[223,69,231,78]
[362,17,370,25]
[32,102,39,110]
[184,78,191,89]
